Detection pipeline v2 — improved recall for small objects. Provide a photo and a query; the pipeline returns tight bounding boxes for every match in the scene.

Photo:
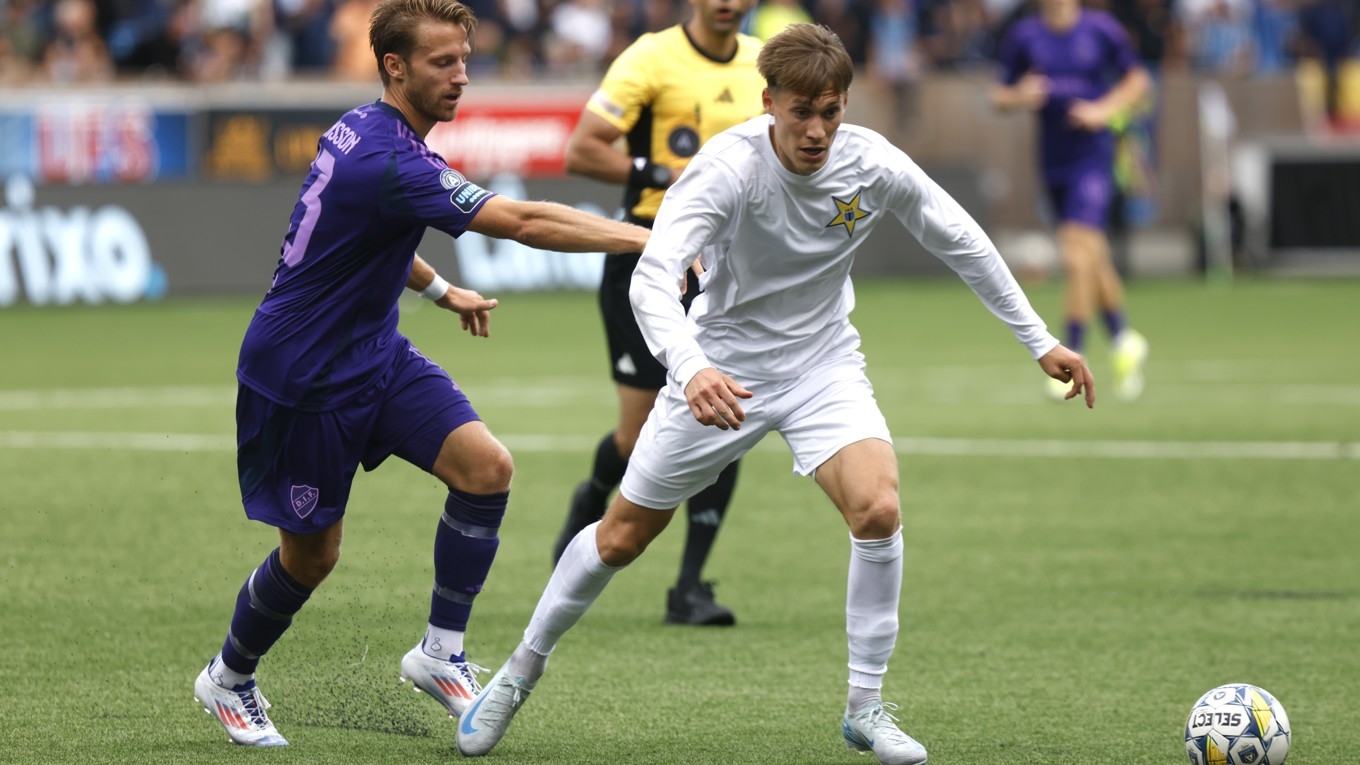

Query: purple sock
[1102,309,1126,340]
[1065,320,1086,353]
[220,547,312,676]
[430,489,507,631]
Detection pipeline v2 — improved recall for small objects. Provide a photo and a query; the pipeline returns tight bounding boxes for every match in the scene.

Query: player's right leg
[459,500,677,757]
[460,385,764,757]
[195,525,338,746]
[197,385,363,745]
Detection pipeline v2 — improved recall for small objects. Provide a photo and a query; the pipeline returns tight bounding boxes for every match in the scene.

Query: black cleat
[552,481,605,566]
[664,581,736,626]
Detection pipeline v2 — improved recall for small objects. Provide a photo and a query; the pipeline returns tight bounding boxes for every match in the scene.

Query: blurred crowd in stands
[2,0,1358,112]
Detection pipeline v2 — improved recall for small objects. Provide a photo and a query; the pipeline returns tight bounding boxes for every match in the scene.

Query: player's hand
[684,367,753,430]
[1067,99,1112,131]
[680,257,705,296]
[1038,344,1095,408]
[437,286,498,337]
[1014,72,1050,110]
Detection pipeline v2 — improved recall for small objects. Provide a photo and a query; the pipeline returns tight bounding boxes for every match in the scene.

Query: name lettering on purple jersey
[323,122,363,154]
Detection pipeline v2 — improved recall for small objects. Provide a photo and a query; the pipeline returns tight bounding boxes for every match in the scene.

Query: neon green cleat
[1044,375,1072,401]
[1112,328,1149,401]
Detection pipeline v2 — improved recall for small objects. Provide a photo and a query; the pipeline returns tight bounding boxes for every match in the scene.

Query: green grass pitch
[1,276,1356,764]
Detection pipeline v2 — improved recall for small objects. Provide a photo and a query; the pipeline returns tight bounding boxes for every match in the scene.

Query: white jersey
[630,115,1059,386]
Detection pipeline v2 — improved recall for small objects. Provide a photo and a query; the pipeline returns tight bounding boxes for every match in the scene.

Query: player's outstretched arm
[467,195,649,255]
[1038,344,1096,408]
[408,254,498,337]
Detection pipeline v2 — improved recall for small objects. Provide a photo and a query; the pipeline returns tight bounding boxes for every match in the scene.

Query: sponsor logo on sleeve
[450,182,491,213]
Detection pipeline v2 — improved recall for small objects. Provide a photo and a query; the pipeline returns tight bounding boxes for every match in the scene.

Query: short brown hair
[369,0,478,85]
[756,23,853,99]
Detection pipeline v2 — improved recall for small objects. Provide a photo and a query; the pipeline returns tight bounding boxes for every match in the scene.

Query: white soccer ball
[1185,683,1291,765]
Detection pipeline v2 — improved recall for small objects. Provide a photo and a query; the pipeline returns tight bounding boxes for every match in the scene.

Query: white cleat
[455,661,535,757]
[399,645,484,719]
[193,658,288,747]
[842,700,927,765]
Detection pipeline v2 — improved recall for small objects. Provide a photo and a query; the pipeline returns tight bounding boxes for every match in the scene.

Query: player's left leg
[373,348,512,718]
[816,439,927,765]
[780,361,924,765]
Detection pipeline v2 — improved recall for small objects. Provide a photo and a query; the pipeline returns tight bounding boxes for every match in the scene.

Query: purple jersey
[996,10,1139,176]
[237,101,495,411]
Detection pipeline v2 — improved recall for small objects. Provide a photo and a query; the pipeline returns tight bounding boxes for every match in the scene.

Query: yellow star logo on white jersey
[825,190,872,237]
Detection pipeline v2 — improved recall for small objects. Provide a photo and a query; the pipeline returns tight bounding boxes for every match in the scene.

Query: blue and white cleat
[455,661,535,757]
[842,700,927,765]
[193,658,288,747]
[399,644,483,718]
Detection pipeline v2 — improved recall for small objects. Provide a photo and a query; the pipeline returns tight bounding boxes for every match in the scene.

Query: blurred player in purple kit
[191,0,648,747]
[992,0,1151,400]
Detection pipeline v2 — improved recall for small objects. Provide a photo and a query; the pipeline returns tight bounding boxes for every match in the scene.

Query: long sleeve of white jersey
[628,153,738,388]
[629,119,1058,391]
[887,144,1058,360]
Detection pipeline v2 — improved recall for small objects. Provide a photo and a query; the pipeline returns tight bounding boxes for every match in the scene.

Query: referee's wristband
[421,274,450,301]
[629,157,671,190]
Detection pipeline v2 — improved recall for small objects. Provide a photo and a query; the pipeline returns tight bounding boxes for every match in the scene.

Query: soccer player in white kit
[457,23,1095,764]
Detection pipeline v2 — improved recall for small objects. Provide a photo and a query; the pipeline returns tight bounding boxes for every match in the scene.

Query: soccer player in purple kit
[992,0,1152,401]
[191,0,649,747]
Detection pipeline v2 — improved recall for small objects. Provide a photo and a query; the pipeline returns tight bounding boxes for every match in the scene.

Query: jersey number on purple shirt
[283,149,337,267]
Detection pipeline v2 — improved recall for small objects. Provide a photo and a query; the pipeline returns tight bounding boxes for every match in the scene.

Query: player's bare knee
[849,496,902,540]
[477,443,515,490]
[594,519,656,566]
[284,547,339,589]
[440,441,514,494]
[595,533,647,567]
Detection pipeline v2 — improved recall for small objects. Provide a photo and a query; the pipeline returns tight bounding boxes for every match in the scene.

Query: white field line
[1,430,1357,461]
[5,375,1360,410]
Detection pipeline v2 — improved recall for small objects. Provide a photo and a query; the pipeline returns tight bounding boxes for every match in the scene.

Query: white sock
[422,625,465,661]
[846,529,903,701]
[521,521,622,666]
[847,686,882,716]
[210,654,252,689]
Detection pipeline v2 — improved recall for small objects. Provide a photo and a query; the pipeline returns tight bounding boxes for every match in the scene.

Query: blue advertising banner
[0,101,193,184]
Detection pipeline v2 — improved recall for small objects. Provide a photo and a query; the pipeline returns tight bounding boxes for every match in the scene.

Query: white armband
[421,274,450,301]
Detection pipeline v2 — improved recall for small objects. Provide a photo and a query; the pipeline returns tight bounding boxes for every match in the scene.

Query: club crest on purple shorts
[290,485,319,519]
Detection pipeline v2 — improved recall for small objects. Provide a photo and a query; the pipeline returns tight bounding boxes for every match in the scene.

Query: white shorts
[619,352,893,510]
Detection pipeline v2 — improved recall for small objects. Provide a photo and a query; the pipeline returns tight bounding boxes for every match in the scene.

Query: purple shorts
[1043,163,1113,229]
[236,345,479,534]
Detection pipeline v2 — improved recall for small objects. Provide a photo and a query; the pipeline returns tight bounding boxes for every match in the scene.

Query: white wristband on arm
[421,274,450,301]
